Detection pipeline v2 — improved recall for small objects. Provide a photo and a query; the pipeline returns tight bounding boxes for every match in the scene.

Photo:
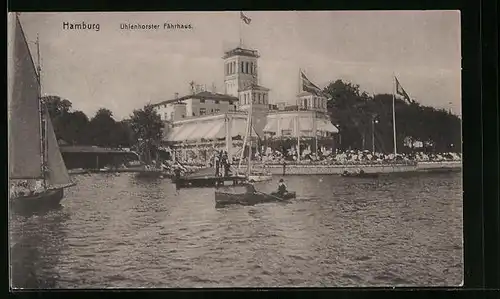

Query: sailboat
[235,98,272,182]
[8,14,75,212]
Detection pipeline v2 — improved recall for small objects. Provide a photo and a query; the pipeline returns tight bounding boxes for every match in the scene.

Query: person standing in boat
[277,178,288,196]
[214,151,220,177]
[222,151,230,177]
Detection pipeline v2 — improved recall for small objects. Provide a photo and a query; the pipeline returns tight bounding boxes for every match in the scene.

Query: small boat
[270,191,296,200]
[134,166,165,178]
[214,184,293,208]
[341,171,379,178]
[8,15,75,214]
[247,171,273,182]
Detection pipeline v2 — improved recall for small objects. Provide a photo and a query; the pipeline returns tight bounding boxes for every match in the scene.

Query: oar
[255,190,285,201]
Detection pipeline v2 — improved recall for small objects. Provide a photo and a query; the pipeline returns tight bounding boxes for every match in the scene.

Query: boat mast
[36,33,48,189]
[247,96,253,178]
[297,68,301,162]
[392,75,397,155]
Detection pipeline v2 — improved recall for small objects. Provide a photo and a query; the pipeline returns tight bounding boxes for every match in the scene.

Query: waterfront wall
[234,161,461,175]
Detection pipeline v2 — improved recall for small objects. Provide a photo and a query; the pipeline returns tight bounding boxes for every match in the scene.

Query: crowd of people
[174,147,462,167]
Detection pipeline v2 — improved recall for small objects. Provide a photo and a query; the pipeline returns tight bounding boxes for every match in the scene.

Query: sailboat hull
[10,188,64,213]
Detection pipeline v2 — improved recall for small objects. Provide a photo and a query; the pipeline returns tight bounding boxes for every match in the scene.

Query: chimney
[174,92,179,99]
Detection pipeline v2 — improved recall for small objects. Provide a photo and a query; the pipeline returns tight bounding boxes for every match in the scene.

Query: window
[229,100,233,105]
[215,109,220,113]
[200,108,206,115]
[215,100,219,104]
[211,109,214,113]
[240,61,244,73]
[170,112,174,120]
[164,113,168,120]
[200,99,205,103]
[252,93,256,103]
[250,62,253,74]
[245,62,249,74]
[182,115,185,118]
[258,93,261,104]
[233,61,236,74]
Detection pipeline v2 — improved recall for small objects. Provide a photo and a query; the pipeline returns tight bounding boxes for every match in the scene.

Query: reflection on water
[10,172,463,288]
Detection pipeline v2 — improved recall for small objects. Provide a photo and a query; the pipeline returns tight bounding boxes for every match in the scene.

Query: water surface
[10,172,463,288]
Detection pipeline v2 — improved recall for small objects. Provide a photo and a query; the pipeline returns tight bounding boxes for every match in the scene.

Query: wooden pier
[173,167,247,188]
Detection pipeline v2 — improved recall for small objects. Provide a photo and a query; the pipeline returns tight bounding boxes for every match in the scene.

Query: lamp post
[371,116,379,153]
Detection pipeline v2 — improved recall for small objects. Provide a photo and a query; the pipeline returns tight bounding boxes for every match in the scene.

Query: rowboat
[214,184,294,208]
[340,171,379,178]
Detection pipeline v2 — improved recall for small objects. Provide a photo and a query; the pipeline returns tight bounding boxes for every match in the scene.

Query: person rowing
[277,178,288,196]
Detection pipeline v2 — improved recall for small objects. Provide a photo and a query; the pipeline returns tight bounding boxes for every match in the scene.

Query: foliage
[323,80,461,153]
[129,104,164,163]
[42,96,134,148]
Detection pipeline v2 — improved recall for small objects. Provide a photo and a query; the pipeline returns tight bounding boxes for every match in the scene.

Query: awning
[231,118,257,137]
[298,117,313,131]
[165,126,183,141]
[263,118,277,133]
[172,123,199,141]
[317,119,339,133]
[279,117,295,131]
[206,121,226,139]
[188,121,219,140]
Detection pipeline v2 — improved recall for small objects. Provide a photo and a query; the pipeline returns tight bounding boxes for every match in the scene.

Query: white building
[153,46,338,163]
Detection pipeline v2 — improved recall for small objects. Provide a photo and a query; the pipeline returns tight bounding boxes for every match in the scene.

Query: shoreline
[68,161,462,176]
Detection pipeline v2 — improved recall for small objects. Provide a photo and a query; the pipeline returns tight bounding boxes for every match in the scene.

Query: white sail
[44,107,73,187]
[8,14,43,179]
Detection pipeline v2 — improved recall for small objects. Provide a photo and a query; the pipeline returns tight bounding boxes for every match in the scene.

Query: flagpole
[392,75,397,155]
[297,68,301,162]
[239,12,243,47]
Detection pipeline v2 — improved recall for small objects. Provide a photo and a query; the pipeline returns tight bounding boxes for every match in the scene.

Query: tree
[323,80,461,153]
[42,95,72,119]
[55,110,90,145]
[129,104,164,163]
[88,108,117,147]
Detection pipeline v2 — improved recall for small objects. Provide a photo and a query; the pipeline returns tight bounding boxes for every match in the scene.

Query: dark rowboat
[215,184,294,208]
[341,172,379,178]
[270,191,296,200]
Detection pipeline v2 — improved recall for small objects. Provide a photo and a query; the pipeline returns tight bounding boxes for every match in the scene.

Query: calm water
[9,172,463,288]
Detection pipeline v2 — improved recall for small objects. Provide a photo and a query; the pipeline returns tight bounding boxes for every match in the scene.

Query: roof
[222,47,260,59]
[152,91,238,107]
[239,84,270,92]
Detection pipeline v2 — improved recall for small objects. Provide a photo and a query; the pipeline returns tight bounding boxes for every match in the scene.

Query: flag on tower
[395,76,415,104]
[300,70,323,96]
[240,12,251,25]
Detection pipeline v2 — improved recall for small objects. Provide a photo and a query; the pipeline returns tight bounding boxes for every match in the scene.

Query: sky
[16,11,461,120]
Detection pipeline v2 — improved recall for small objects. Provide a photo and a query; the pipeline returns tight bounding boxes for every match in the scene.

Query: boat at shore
[247,171,273,182]
[214,184,295,208]
[8,15,75,214]
[340,170,380,178]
